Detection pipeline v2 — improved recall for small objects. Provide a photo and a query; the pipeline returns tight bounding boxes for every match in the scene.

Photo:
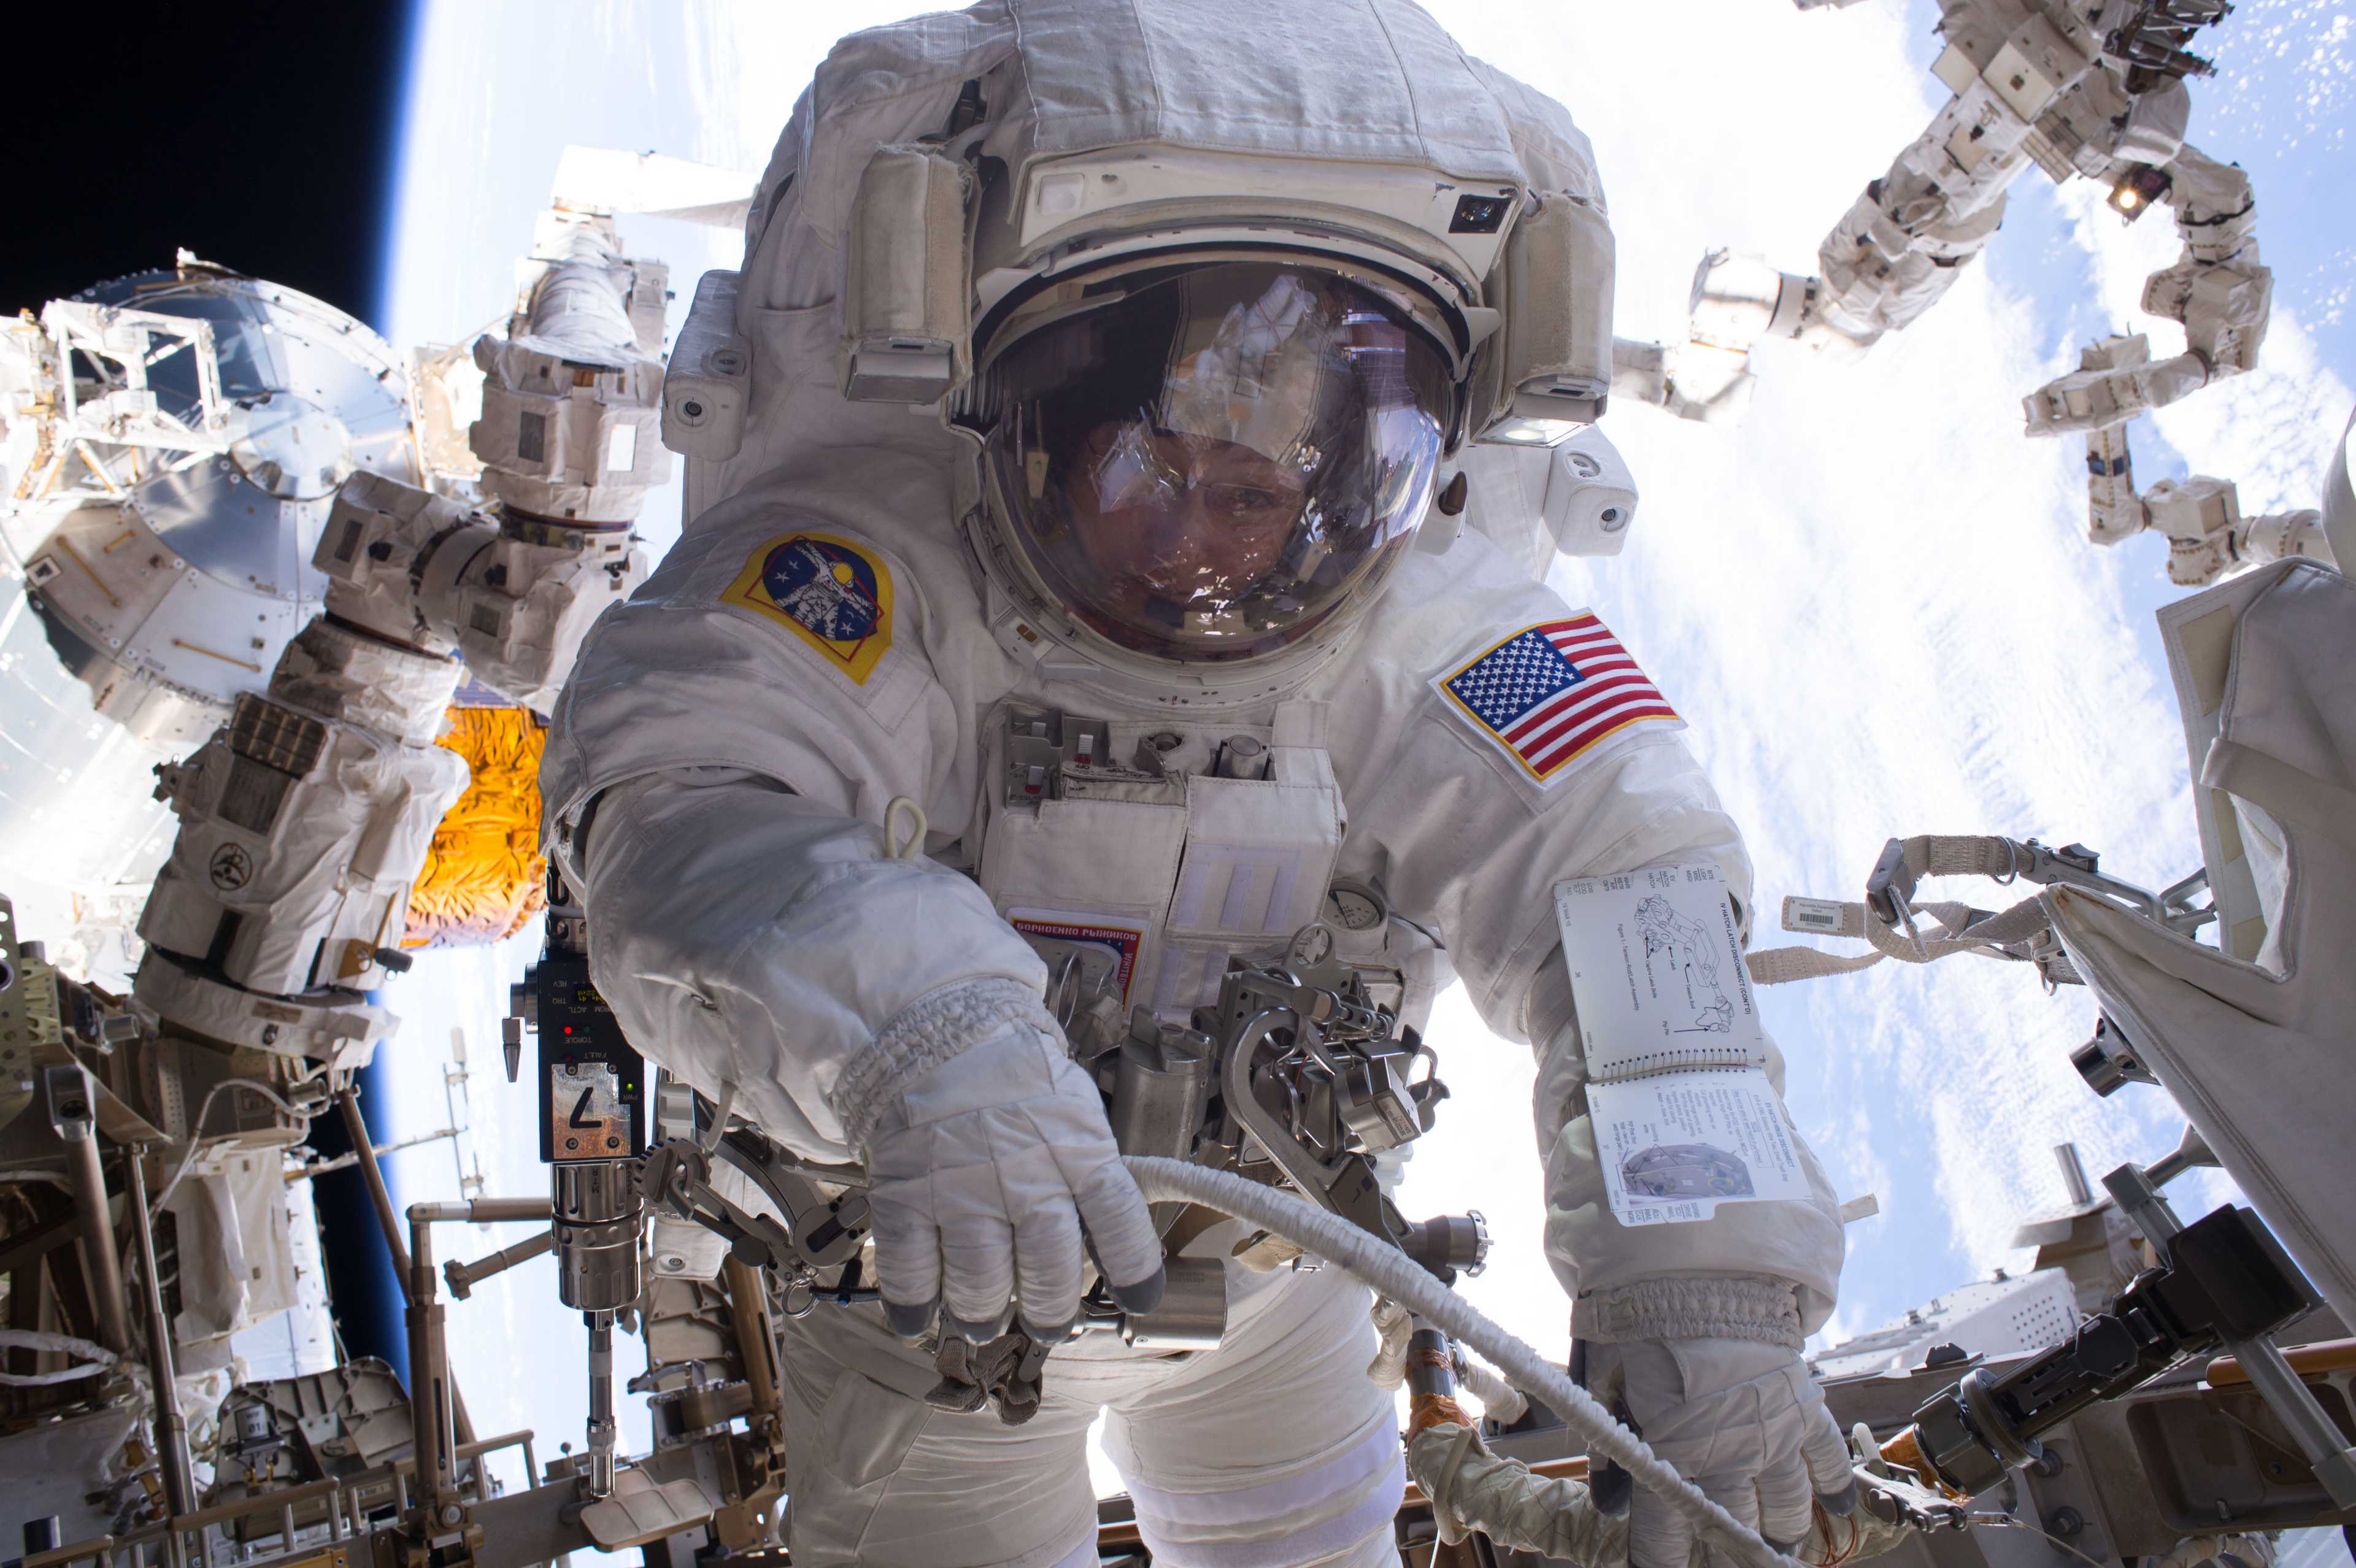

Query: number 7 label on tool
[549,1062,629,1161]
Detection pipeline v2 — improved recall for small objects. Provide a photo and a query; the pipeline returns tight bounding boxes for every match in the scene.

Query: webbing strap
[1746,835,2052,986]
[1744,940,1882,985]
[1914,834,2023,881]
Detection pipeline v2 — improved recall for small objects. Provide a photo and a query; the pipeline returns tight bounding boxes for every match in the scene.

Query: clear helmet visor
[979,262,1451,665]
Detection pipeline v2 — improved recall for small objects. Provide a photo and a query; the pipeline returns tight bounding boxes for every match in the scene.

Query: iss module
[0,259,420,979]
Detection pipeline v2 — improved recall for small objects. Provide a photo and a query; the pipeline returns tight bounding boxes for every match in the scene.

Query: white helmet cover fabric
[723,0,1604,447]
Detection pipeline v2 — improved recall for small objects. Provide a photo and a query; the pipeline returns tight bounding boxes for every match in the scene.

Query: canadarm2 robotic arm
[2082,374,2333,585]
[2025,144,2271,437]
[1624,1,2255,451]
[132,206,660,1055]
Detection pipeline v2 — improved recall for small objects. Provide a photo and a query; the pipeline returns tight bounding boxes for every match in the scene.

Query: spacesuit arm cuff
[831,977,1063,1151]
[1571,1274,1804,1350]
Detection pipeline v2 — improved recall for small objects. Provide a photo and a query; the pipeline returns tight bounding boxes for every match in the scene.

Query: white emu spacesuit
[545,4,1853,1564]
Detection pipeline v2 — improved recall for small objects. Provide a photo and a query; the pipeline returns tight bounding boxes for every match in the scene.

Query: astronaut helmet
[798,31,1619,702]
[964,254,1455,691]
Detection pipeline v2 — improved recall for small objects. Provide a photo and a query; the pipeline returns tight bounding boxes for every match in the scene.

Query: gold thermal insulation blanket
[405,705,547,947]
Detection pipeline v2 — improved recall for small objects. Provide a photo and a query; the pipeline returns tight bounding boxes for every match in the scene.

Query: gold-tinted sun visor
[974,261,1450,666]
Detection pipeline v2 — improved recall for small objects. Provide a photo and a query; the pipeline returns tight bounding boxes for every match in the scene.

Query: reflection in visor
[981,263,1449,665]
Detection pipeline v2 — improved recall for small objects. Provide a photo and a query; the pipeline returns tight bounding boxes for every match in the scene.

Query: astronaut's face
[1061,423,1307,620]
[977,260,1451,666]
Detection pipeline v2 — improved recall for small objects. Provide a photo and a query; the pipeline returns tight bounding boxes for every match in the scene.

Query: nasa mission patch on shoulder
[1433,612,1683,788]
[721,531,895,685]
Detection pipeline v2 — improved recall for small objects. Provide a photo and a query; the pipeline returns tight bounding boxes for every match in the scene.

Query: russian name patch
[722,531,894,685]
[1433,613,1682,787]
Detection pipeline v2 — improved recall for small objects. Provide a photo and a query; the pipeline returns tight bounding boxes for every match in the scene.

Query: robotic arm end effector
[2071,358,2339,584]
[2025,146,2270,439]
[1616,247,1883,428]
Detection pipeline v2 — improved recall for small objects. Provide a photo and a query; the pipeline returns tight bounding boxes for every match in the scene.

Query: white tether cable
[148,1075,310,1220]
[1122,1156,1804,1568]
[0,1329,120,1387]
[884,796,928,861]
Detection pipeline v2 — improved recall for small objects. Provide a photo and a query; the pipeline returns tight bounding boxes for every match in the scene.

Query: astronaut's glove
[1584,1338,1856,1568]
[861,1021,1165,1342]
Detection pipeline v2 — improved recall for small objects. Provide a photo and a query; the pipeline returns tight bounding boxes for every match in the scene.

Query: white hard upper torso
[545,352,1844,1324]
[549,388,1731,1051]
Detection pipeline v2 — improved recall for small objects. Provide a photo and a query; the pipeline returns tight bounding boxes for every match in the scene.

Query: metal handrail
[22,1428,537,1568]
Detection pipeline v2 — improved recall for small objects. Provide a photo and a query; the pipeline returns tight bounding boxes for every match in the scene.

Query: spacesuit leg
[1095,1267,1406,1568]
[772,1306,1101,1568]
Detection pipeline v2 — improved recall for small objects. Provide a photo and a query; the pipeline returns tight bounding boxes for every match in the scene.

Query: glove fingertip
[1109,1266,1165,1316]
[884,1295,939,1339]
[1069,1169,1164,1292]
[1802,1401,1860,1493]
[1817,1480,1858,1517]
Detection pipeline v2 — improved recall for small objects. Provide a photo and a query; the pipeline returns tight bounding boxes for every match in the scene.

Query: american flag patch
[1433,614,1683,787]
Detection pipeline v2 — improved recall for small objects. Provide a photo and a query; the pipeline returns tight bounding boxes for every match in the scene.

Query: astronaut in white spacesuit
[545,3,1854,1564]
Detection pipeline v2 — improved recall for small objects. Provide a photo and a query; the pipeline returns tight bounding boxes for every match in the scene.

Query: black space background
[7,5,419,333]
[12,2,426,1373]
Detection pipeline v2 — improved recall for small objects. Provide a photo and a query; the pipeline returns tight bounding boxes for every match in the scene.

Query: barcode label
[1783,896,1849,934]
